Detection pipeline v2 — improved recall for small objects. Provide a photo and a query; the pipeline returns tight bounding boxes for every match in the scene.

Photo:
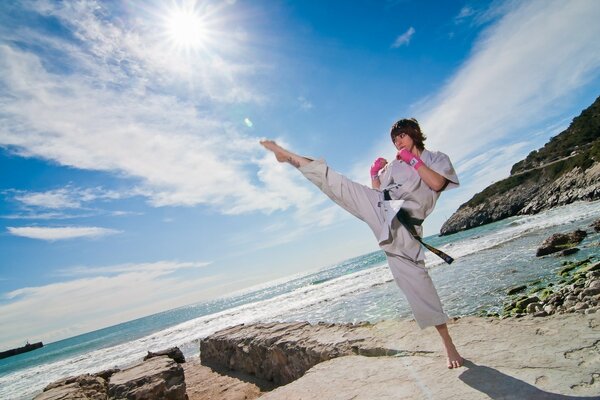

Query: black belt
[383,189,454,265]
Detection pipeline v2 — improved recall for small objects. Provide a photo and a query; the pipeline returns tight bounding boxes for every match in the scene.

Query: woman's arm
[371,176,381,190]
[416,165,448,192]
[397,149,448,192]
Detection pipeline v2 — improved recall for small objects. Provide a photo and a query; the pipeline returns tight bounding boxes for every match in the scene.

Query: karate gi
[299,149,459,329]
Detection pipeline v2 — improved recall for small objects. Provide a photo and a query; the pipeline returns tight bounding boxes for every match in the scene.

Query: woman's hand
[370,157,387,178]
[370,157,387,189]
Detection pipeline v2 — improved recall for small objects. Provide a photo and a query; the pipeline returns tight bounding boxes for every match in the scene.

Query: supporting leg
[435,323,464,369]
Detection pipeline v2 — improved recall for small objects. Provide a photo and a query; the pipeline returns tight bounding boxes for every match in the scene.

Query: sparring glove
[370,157,387,179]
[396,149,424,170]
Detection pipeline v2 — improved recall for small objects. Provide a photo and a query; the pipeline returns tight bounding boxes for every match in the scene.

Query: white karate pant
[299,160,449,329]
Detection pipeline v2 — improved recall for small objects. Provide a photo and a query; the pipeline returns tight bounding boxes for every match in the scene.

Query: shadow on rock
[459,360,599,400]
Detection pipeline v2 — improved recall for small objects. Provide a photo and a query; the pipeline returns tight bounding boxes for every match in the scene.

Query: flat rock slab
[108,356,186,399]
[252,314,600,399]
[183,358,269,400]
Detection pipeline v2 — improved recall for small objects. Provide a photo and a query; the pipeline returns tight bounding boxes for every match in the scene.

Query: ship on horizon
[0,341,44,360]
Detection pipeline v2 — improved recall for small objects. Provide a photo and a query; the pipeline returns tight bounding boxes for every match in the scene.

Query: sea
[1,200,600,399]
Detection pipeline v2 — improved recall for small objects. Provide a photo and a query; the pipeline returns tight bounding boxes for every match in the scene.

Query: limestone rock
[144,346,186,364]
[200,321,388,385]
[183,358,268,400]
[536,230,587,257]
[34,374,108,400]
[256,314,600,399]
[108,356,187,400]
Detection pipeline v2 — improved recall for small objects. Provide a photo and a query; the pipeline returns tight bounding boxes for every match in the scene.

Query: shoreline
[34,313,600,399]
[22,217,596,393]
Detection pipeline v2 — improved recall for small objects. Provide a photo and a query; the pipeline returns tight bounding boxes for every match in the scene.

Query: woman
[260,118,464,369]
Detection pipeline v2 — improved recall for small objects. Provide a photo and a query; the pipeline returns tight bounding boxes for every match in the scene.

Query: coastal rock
[254,314,600,399]
[183,358,268,400]
[35,374,108,400]
[144,346,186,364]
[440,96,600,236]
[591,218,600,232]
[108,356,187,400]
[200,321,389,385]
[506,285,526,295]
[535,230,587,257]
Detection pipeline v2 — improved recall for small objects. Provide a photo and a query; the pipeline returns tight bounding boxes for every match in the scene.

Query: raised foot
[259,140,288,162]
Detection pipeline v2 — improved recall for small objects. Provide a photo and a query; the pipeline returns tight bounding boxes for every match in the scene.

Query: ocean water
[1,200,599,399]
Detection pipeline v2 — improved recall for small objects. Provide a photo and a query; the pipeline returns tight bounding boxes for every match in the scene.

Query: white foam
[424,200,600,267]
[3,200,599,399]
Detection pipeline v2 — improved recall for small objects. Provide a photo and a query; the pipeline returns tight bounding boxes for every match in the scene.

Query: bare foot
[259,140,288,162]
[444,342,464,369]
[435,323,464,369]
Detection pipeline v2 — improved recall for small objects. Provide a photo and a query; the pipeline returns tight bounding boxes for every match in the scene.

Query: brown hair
[390,118,426,151]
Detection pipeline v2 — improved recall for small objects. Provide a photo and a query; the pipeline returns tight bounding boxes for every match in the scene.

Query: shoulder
[422,149,452,165]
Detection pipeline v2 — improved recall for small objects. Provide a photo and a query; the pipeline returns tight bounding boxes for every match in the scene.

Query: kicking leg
[260,140,312,168]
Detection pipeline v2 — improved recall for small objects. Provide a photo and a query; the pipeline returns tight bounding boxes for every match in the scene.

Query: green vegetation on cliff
[466,96,600,208]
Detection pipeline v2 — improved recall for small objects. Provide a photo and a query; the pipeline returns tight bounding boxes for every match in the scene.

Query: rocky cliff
[440,95,600,235]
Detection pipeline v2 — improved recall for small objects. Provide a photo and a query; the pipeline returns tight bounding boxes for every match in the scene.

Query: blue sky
[1,0,600,349]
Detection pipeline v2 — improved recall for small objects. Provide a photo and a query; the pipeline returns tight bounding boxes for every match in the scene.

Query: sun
[164,5,208,50]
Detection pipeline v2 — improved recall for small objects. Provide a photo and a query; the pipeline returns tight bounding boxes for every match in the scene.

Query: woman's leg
[262,140,463,368]
[387,255,463,369]
[435,323,464,369]
[261,140,384,233]
[260,140,312,168]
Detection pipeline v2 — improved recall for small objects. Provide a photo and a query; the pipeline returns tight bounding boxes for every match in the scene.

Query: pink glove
[370,157,387,179]
[397,149,424,170]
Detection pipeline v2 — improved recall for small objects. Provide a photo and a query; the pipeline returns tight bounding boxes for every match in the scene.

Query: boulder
[200,321,389,385]
[34,374,108,400]
[506,285,526,295]
[560,247,580,256]
[535,230,587,257]
[144,346,186,364]
[591,218,600,232]
[108,356,187,400]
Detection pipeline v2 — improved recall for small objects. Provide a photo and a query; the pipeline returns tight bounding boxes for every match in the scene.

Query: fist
[370,157,387,178]
[396,149,423,169]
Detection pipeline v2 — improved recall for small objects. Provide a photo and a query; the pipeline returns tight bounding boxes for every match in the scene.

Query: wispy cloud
[7,226,121,241]
[391,27,415,48]
[0,260,221,348]
[361,0,600,233]
[0,0,327,224]
[12,187,128,209]
[420,1,600,160]
[56,260,210,277]
[298,96,314,110]
[454,6,475,23]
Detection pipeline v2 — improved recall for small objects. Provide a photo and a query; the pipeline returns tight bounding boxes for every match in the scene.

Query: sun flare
[165,6,208,50]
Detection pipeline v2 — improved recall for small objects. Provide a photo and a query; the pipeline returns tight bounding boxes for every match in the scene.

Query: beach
[2,200,599,399]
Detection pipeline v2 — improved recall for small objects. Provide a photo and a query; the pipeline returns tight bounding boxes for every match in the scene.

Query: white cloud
[56,260,210,277]
[0,1,323,220]
[419,0,600,161]
[298,96,314,110]
[7,226,121,241]
[455,6,475,22]
[391,27,415,48]
[13,187,127,210]
[0,260,222,348]
[359,0,600,234]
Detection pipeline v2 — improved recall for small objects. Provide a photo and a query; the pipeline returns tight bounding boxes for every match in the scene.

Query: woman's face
[393,131,415,151]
